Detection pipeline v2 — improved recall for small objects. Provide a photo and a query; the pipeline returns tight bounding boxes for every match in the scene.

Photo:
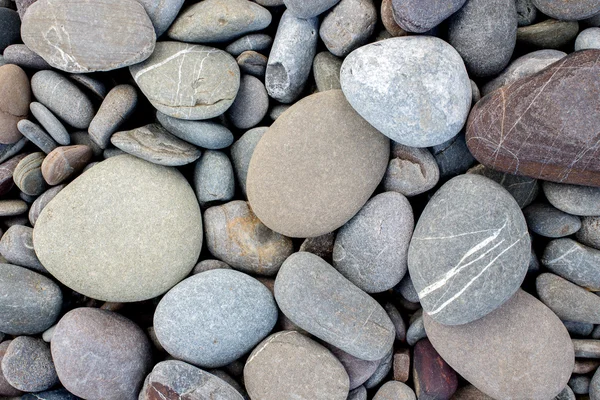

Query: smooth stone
[207,370,245,397]
[275,252,395,360]
[348,386,368,400]
[192,259,232,274]
[299,232,335,261]
[88,85,137,149]
[524,203,581,238]
[29,185,64,226]
[537,273,600,323]
[333,192,414,293]
[226,33,273,57]
[532,0,600,20]
[2,336,57,392]
[406,315,426,347]
[227,74,269,129]
[0,225,44,272]
[383,142,439,196]
[397,273,420,303]
[466,50,600,186]
[574,359,600,373]
[135,0,185,36]
[243,331,349,400]
[254,0,283,6]
[0,8,19,52]
[424,290,574,400]
[391,0,466,33]
[393,348,411,382]
[471,80,481,103]
[20,389,80,400]
[563,320,594,337]
[283,0,340,18]
[31,71,94,129]
[0,263,62,335]
[269,104,290,120]
[374,381,416,400]
[327,344,379,390]
[381,0,408,36]
[577,216,600,249]
[413,339,458,400]
[542,239,600,289]
[431,133,476,179]
[0,64,29,144]
[448,0,517,77]
[33,155,202,302]
[0,341,22,397]
[569,375,590,395]
[111,123,201,166]
[451,385,494,400]
[21,0,155,73]
[41,145,93,185]
[13,152,46,196]
[320,0,377,57]
[576,27,600,50]
[573,339,600,358]
[230,126,267,196]
[29,102,70,146]
[131,42,240,120]
[193,150,235,206]
[168,0,271,43]
[0,143,27,177]
[516,0,537,26]
[42,325,55,342]
[517,20,580,49]
[544,182,600,215]
[3,44,50,69]
[204,200,293,275]
[466,164,539,208]
[70,131,102,158]
[482,49,567,96]
[157,112,234,150]
[265,10,318,103]
[364,347,393,389]
[247,90,389,238]
[313,51,342,92]
[237,50,267,78]
[17,120,57,154]
[154,269,278,368]
[592,366,600,399]
[103,147,126,159]
[0,200,27,217]
[52,308,152,400]
[340,36,471,147]
[583,13,600,27]
[385,302,407,342]
[408,174,530,325]
[68,74,107,100]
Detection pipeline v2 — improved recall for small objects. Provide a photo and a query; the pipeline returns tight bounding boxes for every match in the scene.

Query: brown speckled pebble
[41,145,93,185]
[13,152,46,196]
[0,64,30,144]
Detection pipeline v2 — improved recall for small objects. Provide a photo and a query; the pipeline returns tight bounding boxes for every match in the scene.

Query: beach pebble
[41,145,92,185]
[577,216,600,249]
[0,225,44,272]
[393,349,411,382]
[569,375,590,395]
[466,164,539,208]
[385,302,407,342]
[564,320,594,337]
[348,386,368,400]
[391,0,466,33]
[17,120,57,154]
[193,150,235,206]
[431,134,476,180]
[283,0,340,18]
[374,381,416,400]
[524,203,581,238]
[69,74,107,100]
[28,184,64,226]
[135,0,185,36]
[451,385,494,400]
[227,75,269,129]
[384,142,439,196]
[0,154,26,196]
[157,112,234,150]
[29,102,70,146]
[406,315,427,346]
[516,0,537,26]
[70,131,102,158]
[364,347,394,389]
[299,232,335,261]
[226,33,273,57]
[0,341,22,397]
[397,274,420,303]
[544,182,600,216]
[517,20,580,49]
[0,8,19,52]
[532,0,600,20]
[1,336,58,392]
[230,126,266,196]
[13,152,46,196]
[20,389,81,400]
[89,85,138,149]
[573,339,600,358]
[320,0,377,57]
[413,339,458,400]
[576,28,600,50]
[192,259,232,274]
[326,344,379,390]
[313,51,342,92]
[237,50,268,78]
[542,238,600,289]
[3,44,51,69]
[537,273,600,324]
[0,200,27,217]
[0,64,30,144]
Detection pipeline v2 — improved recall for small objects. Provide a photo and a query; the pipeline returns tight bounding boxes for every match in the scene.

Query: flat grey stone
[0,8,19,52]
[516,0,537,26]
[3,44,50,69]
[431,133,476,179]
[333,192,414,293]
[577,216,600,249]
[21,0,155,73]
[135,0,185,36]
[237,50,267,78]
[30,102,70,146]
[230,126,267,196]
[0,263,62,335]
[157,112,234,149]
[265,11,318,103]
[524,203,581,238]
[397,273,420,303]
[283,0,340,18]
[0,199,27,217]
[364,347,393,389]
[320,0,377,57]
[193,150,235,206]
[2,336,58,392]
[517,20,580,49]
[131,42,240,120]
[373,381,416,400]
[546,239,600,289]
[89,85,138,149]
[537,273,600,323]
[384,141,439,196]
[13,152,46,196]
[340,36,471,147]
[543,181,600,216]
[154,269,278,368]
[391,0,466,33]
[226,33,273,57]
[326,344,379,390]
[408,174,530,325]
[274,252,395,360]
[348,386,367,400]
[313,51,342,92]
[227,74,269,129]
[17,119,57,154]
[576,28,600,50]
[467,164,539,208]
[532,0,600,20]
[0,225,45,272]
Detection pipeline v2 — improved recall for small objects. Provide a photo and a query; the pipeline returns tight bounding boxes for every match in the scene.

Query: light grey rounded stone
[576,28,600,50]
[131,41,240,120]
[230,126,267,196]
[283,0,340,18]
[524,203,581,238]
[557,386,577,400]
[408,174,530,325]
[265,11,319,103]
[193,150,235,207]
[313,51,342,92]
[363,346,393,389]
[384,141,439,196]
[542,238,600,290]
[0,263,62,335]
[154,269,278,368]
[391,0,466,33]
[89,84,138,149]
[135,0,185,36]
[42,325,55,343]
[227,74,269,129]
[269,104,290,120]
[543,181,600,216]
[340,36,471,147]
[29,102,70,146]
[0,225,44,272]
[2,336,58,392]
[516,0,537,26]
[31,71,95,129]
[225,33,273,57]
[577,216,600,250]
[537,273,600,324]
[374,381,416,400]
[333,192,414,293]
[406,314,426,346]
[0,199,27,217]
[3,44,51,70]
[168,0,271,43]
[16,120,57,154]
[466,164,539,208]
[320,0,377,57]
[274,252,395,360]
[157,112,234,150]
[33,155,203,302]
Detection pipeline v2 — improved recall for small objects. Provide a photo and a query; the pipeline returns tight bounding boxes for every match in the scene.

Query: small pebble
[156,112,234,150]
[3,44,51,69]
[563,320,594,337]
[268,104,290,120]
[536,273,600,324]
[393,348,411,382]
[569,375,590,395]
[70,131,102,158]
[283,0,340,18]
[0,8,19,52]
[544,182,600,216]
[41,145,93,185]
[230,126,267,196]
[28,184,65,226]
[42,325,55,343]
[192,259,232,274]
[381,0,407,37]
[573,339,600,358]
[227,75,269,129]
[516,0,537,26]
[0,225,45,272]
[237,50,268,78]
[88,84,138,149]
[0,341,21,397]
[364,347,394,389]
[574,359,600,374]
[1,336,58,392]
[384,302,407,342]
[20,389,80,400]
[326,344,380,390]
[383,142,439,196]
[0,154,27,197]
[13,152,46,196]
[413,339,458,400]
[193,150,235,206]
[517,20,580,49]
[374,381,416,400]
[542,238,600,290]
[320,0,377,57]
[299,232,335,261]
[226,33,273,57]
[17,120,58,154]
[577,216,600,249]
[313,51,342,92]
[406,315,426,346]
[523,203,581,238]
[0,199,27,216]
[29,102,70,146]
[576,27,600,50]
[397,274,420,303]
[348,386,368,400]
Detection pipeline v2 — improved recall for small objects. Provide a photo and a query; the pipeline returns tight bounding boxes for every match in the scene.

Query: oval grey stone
[29,185,65,226]
[523,203,581,238]
[17,119,57,154]
[576,28,600,50]
[320,0,377,57]
[230,126,267,196]
[384,142,439,196]
[373,381,416,400]
[326,344,379,390]
[577,216,600,250]
[3,44,51,70]
[516,0,537,26]
[136,0,185,36]
[532,0,600,20]
[30,102,70,146]
[516,20,580,49]
[226,33,273,57]
[157,112,234,150]
[391,0,466,33]
[467,164,539,208]
[545,239,600,290]
[193,150,235,206]
[227,74,269,129]
[89,85,138,149]
[313,51,342,92]
[2,336,58,392]
[0,199,27,217]
[537,273,600,324]
[544,181,600,216]
[283,0,340,18]
[237,50,268,78]
[0,225,44,272]
[431,133,476,179]
[13,152,46,196]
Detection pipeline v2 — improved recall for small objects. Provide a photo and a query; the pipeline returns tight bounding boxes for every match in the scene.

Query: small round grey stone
[0,225,45,272]
[230,126,267,196]
[2,336,58,392]
[227,75,269,129]
[30,102,70,146]
[192,259,232,274]
[364,347,394,389]
[17,119,58,154]
[313,51,342,92]
[542,238,600,290]
[135,0,185,36]
[543,181,600,216]
[531,0,600,20]
[373,381,416,400]
[569,375,590,395]
[193,150,235,206]
[524,203,581,238]
[89,85,138,149]
[391,0,466,33]
[326,344,379,390]
[537,273,600,324]
[157,112,234,150]
[283,0,340,18]
[467,164,540,208]
[576,28,600,51]
[3,44,51,69]
[29,185,65,226]
[320,0,377,57]
[226,33,273,57]
[577,216,600,250]
[383,142,439,196]
[237,50,268,78]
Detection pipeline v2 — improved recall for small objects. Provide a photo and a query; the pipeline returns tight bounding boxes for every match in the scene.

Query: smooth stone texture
[320,0,377,57]
[136,0,185,36]
[0,225,44,272]
[517,20,580,49]
[431,133,476,179]
[385,302,407,342]
[20,389,80,400]
[592,367,600,399]
[0,146,27,189]
[391,0,466,33]
[374,381,416,400]
[0,200,27,217]
[466,50,600,187]
[577,216,600,249]
[408,174,530,325]
[192,259,232,274]
[413,339,458,400]
[227,75,269,129]
[0,341,22,397]
[393,348,411,382]
[283,0,340,18]
[230,126,266,196]
[576,28,600,50]
[516,0,537,26]
[341,36,471,147]
[532,0,600,20]
[52,308,152,400]
[406,315,427,346]
[88,85,138,149]
[41,145,93,185]
[0,64,30,144]
[524,203,581,238]
[275,252,395,361]
[204,200,293,275]
[574,359,600,373]
[269,104,290,120]
[193,150,235,206]
[33,155,202,302]
[14,152,46,196]
[4,44,50,70]
[364,347,393,389]
[226,33,273,57]
[70,131,102,158]
[333,192,414,293]
[154,269,278,368]
[451,385,494,400]
[424,290,574,400]
[237,50,267,78]
[384,141,439,196]
[569,375,590,395]
[29,184,64,226]
[265,11,318,103]
[327,344,379,390]
[564,320,594,337]
[2,336,57,392]
[466,164,539,208]
[544,182,600,215]
[243,331,349,400]
[168,0,271,43]
[397,274,420,303]
[348,386,368,400]
[313,51,342,92]
[157,112,233,150]
[69,74,107,100]
[0,8,19,52]
[0,264,62,335]
[537,273,600,323]
[21,0,155,73]
[17,120,57,154]
[573,339,600,358]
[381,0,407,37]
[542,239,600,289]
[247,90,389,238]
[30,102,69,146]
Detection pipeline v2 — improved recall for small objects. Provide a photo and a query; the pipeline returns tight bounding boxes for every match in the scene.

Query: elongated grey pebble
[563,320,594,337]
[544,182,600,217]
[13,152,46,196]
[0,200,27,217]
[577,216,600,250]
[17,120,58,154]
[364,346,394,389]
[313,51,342,92]
[0,225,45,273]
[406,315,426,346]
[238,50,268,78]
[227,75,269,129]
[136,0,186,36]
[3,44,51,69]
[89,85,138,149]
[537,273,600,324]
[230,127,267,196]
[193,150,235,207]
[30,102,70,146]
[542,238,600,290]
[226,33,273,57]
[0,137,28,165]
[70,131,102,158]
[156,112,234,149]
[467,164,539,208]
[320,0,377,57]
[524,203,581,238]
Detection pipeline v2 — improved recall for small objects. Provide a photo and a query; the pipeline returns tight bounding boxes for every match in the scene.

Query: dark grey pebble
[17,119,58,154]
[226,33,273,57]
[237,50,268,78]
[542,239,600,290]
[89,84,138,149]
[157,112,234,149]
[391,0,466,33]
[516,0,537,26]
[230,126,267,196]
[430,133,476,180]
[1,336,58,392]
[364,346,394,389]
[194,150,235,207]
[0,341,21,397]
[569,375,590,395]
[30,102,70,146]
[384,302,406,342]
[320,0,377,57]
[70,131,102,158]
[537,273,600,324]
[227,75,269,129]
[384,142,439,197]
[563,320,594,337]
[0,225,45,272]
[396,274,420,303]
[299,232,335,261]
[69,74,107,100]
[3,44,51,69]
[467,164,539,208]
[313,51,342,92]
[348,386,368,400]
[0,137,27,165]
[0,8,20,52]
[524,203,581,238]
[577,216,600,250]
[406,314,427,346]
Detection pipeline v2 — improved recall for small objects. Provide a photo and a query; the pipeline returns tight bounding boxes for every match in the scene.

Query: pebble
[0,64,30,144]
[563,320,594,337]
[424,290,574,400]
[466,50,600,187]
[136,0,185,36]
[168,0,271,43]
[17,120,57,154]
[408,174,530,325]
[247,90,389,238]
[364,347,394,389]
[348,386,368,400]
[516,0,537,26]
[574,359,600,374]
[237,50,268,78]
[41,145,92,185]
[384,142,439,196]
[230,126,267,196]
[542,238,600,289]
[131,42,240,120]
[20,389,80,400]
[42,325,55,343]
[299,232,335,261]
[326,344,379,389]
[3,44,51,69]
[391,0,466,33]
[374,381,416,400]
[557,386,577,400]
[21,0,156,73]
[88,85,138,149]
[431,134,476,180]
[397,274,420,303]
[537,273,600,324]
[532,0,600,20]
[573,339,600,358]
[0,263,62,335]
[517,20,580,49]
[333,192,414,293]
[139,360,244,400]
[313,51,342,92]
[2,336,58,392]
[413,339,458,400]
[204,200,293,275]
[13,152,46,196]
[592,367,600,398]
[0,152,27,194]
[68,74,107,100]
[274,252,395,360]
[0,8,19,52]
[33,155,202,302]
[523,203,581,238]
[569,375,590,395]
[154,269,278,367]
[385,302,407,342]
[227,75,269,129]
[393,348,411,382]
[447,0,517,77]
[341,36,471,147]
[406,315,427,346]
[243,331,349,400]
[466,164,539,208]
[0,341,22,397]
[28,184,64,226]
[577,216,600,249]
[193,150,235,206]
[226,33,273,57]
[283,0,340,18]
[70,131,102,158]
[320,0,377,57]
[576,28,600,50]
[192,259,232,274]
[51,308,152,400]
[0,200,27,217]
[29,102,70,146]
[0,225,44,272]
[381,0,406,36]
[269,104,290,120]
[544,182,600,216]
[156,112,234,150]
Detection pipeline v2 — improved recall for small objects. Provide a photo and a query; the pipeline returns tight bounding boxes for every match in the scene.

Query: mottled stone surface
[21,0,155,73]
[413,339,458,400]
[313,51,342,92]
[0,225,44,272]
[374,381,416,400]
[89,85,138,149]
[543,181,600,215]
[230,126,266,196]
[517,20,580,49]
[0,200,26,217]
[466,164,539,208]
[424,290,574,400]
[136,0,185,36]
[391,0,466,33]
[41,145,93,185]
[2,336,58,392]
[0,64,30,144]
[393,348,411,382]
[30,102,70,146]
[577,216,600,249]
[532,0,600,20]
[466,50,600,187]
[524,203,581,238]
[384,142,439,196]
[157,112,234,150]
[320,0,377,57]
[3,44,49,70]
[537,273,600,323]
[193,150,235,206]
[542,239,600,289]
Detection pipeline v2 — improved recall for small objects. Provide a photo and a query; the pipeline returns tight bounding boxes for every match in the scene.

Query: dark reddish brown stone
[413,339,458,400]
[0,153,26,196]
[466,50,600,187]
